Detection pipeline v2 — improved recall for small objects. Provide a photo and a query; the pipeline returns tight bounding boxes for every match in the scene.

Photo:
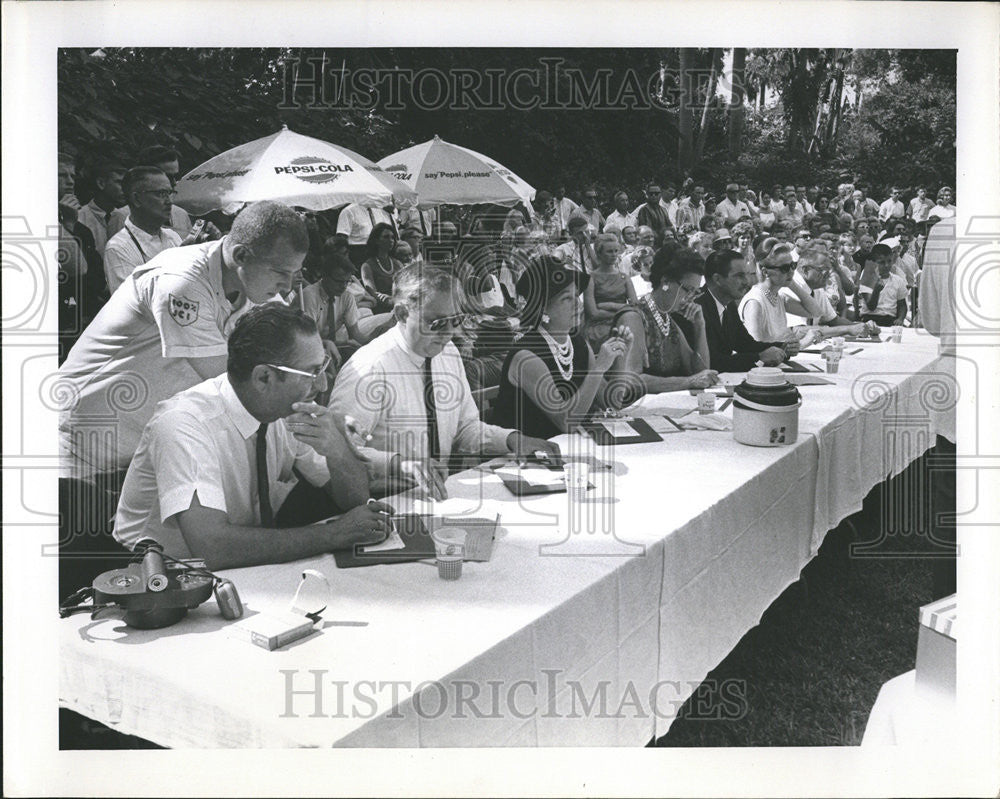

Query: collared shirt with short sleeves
[113,374,330,557]
[299,281,361,344]
[329,325,513,476]
[103,218,183,293]
[554,240,597,273]
[58,239,245,477]
[604,210,638,235]
[857,272,908,318]
[336,203,396,245]
[908,197,934,222]
[108,204,193,240]
[879,198,905,222]
[715,198,752,226]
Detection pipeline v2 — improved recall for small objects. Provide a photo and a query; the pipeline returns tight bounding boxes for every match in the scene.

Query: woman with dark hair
[614,248,719,393]
[360,222,401,312]
[494,255,635,438]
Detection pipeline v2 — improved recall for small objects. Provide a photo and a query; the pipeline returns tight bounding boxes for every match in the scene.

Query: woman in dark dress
[494,256,636,439]
[360,222,402,313]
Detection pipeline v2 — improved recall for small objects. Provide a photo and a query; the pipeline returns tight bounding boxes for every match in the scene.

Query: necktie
[255,423,274,526]
[867,282,883,312]
[422,358,441,461]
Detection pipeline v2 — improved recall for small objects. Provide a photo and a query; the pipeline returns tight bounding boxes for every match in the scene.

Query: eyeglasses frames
[426,313,467,332]
[265,354,333,380]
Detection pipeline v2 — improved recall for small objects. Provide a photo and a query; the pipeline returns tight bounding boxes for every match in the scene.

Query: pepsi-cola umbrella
[377,135,535,209]
[174,125,417,215]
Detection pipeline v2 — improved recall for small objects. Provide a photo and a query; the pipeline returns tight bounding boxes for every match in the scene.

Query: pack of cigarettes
[229,610,318,651]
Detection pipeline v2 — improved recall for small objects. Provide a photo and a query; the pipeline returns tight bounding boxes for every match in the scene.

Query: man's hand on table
[391,457,449,501]
[328,501,395,548]
[506,431,562,464]
[759,346,786,366]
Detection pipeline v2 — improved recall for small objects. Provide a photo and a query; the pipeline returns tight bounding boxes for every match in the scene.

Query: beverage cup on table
[829,336,845,354]
[564,461,590,502]
[697,391,716,415]
[432,528,466,581]
[823,350,842,373]
[890,325,903,343]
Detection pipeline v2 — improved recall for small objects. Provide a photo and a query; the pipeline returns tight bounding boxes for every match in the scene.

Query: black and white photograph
[3,1,999,796]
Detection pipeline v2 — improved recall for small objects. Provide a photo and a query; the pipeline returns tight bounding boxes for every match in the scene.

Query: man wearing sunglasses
[114,304,389,567]
[59,200,310,481]
[330,264,560,501]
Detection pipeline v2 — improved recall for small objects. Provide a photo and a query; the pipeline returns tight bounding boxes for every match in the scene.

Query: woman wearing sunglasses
[738,242,822,343]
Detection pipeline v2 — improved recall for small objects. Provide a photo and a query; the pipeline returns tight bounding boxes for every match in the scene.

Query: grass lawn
[658,450,953,747]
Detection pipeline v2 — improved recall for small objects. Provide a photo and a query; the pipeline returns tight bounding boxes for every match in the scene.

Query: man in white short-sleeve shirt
[114,303,388,567]
[103,166,183,293]
[330,264,558,500]
[783,248,866,335]
[59,201,310,479]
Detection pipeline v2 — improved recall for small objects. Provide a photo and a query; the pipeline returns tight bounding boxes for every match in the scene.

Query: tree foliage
[58,47,955,203]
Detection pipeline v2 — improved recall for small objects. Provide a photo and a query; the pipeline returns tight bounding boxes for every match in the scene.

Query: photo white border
[3,1,998,796]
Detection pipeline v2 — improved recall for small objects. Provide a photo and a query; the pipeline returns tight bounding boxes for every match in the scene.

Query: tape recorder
[60,538,243,629]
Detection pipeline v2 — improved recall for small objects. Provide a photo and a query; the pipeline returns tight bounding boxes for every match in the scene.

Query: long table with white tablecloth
[59,329,952,747]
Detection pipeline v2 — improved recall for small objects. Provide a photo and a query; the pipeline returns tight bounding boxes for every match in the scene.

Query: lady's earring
[541,313,551,325]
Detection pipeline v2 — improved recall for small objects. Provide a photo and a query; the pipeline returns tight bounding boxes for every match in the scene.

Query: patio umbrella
[174,125,417,216]
[377,135,535,210]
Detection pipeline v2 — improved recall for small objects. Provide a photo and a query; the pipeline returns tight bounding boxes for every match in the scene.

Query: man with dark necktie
[696,250,788,371]
[330,263,559,500]
[113,303,389,568]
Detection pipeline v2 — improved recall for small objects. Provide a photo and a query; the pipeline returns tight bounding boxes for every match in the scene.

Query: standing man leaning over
[114,304,389,568]
[330,264,559,500]
[59,201,309,480]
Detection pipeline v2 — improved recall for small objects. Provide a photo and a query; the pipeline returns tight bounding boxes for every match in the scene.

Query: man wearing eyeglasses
[782,247,867,336]
[59,200,310,481]
[330,264,559,500]
[102,167,184,293]
[107,145,196,241]
[114,303,390,567]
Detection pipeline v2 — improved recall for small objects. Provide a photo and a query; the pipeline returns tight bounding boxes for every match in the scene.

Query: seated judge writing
[113,304,391,569]
[330,263,559,500]
[494,256,635,439]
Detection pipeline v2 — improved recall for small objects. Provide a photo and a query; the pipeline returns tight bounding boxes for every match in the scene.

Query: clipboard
[580,417,661,445]
[331,514,498,568]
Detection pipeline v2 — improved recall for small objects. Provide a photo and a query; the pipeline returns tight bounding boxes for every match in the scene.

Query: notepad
[600,419,636,437]
[358,525,406,553]
[495,465,567,488]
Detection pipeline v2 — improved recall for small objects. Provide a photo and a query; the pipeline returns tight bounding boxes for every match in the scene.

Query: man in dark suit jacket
[697,250,788,371]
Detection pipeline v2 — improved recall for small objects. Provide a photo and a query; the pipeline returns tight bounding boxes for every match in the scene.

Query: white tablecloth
[862,670,957,746]
[59,330,947,747]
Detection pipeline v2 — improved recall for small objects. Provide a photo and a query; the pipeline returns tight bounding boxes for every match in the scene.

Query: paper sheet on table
[494,465,567,488]
[412,497,487,516]
[644,416,685,435]
[600,419,636,437]
[358,524,406,553]
[679,413,733,431]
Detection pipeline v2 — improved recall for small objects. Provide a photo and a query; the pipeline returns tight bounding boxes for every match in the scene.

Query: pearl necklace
[762,284,781,306]
[539,327,574,381]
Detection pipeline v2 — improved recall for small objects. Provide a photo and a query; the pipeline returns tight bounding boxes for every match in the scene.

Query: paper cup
[829,337,845,353]
[564,461,590,501]
[824,351,842,373]
[697,392,716,415]
[432,528,466,581]
[891,325,903,343]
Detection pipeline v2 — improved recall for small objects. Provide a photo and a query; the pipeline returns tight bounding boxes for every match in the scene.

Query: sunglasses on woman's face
[426,313,467,332]
[768,263,794,274]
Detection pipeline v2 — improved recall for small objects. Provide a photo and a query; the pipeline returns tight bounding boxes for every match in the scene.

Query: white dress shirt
[329,325,513,475]
[879,198,905,222]
[77,199,117,254]
[604,210,638,235]
[337,204,396,245]
[114,374,330,556]
[103,218,183,293]
[108,204,193,240]
[782,271,837,327]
